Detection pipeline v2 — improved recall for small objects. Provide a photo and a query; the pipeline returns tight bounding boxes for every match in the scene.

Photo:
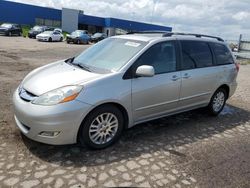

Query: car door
[178,40,219,109]
[131,41,181,123]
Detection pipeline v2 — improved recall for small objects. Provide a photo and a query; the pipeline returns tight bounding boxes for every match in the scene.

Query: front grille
[19,88,37,102]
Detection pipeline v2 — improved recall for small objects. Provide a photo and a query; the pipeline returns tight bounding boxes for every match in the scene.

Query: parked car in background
[53,28,62,33]
[90,32,107,43]
[66,30,90,44]
[13,32,238,149]
[28,25,49,38]
[36,30,63,42]
[0,23,22,36]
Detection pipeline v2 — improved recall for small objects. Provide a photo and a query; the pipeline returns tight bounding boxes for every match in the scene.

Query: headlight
[32,85,83,106]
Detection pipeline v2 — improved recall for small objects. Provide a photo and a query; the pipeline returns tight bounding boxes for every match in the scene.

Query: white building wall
[104,27,115,37]
[62,8,79,33]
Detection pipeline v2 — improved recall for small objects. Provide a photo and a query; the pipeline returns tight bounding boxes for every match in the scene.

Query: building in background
[0,0,172,36]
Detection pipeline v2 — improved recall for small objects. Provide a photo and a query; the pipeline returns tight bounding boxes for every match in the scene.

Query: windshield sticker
[125,41,141,47]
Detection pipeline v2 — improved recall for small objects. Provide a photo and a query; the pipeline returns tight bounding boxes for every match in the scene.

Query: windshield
[33,26,42,31]
[71,31,82,36]
[43,31,53,34]
[73,38,147,72]
[1,24,12,28]
[93,33,102,37]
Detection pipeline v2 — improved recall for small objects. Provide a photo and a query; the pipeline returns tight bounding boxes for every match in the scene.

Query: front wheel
[207,88,227,116]
[49,37,52,42]
[78,105,124,149]
[60,37,63,42]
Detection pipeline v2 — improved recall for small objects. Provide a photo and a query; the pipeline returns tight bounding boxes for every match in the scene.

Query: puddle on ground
[220,105,236,115]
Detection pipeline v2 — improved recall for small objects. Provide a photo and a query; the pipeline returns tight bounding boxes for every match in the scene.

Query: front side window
[211,43,234,65]
[134,41,176,74]
[73,38,147,72]
[181,41,213,69]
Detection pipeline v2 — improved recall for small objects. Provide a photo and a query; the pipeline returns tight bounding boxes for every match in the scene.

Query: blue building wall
[0,0,172,32]
[78,14,105,27]
[105,18,172,31]
[0,0,61,25]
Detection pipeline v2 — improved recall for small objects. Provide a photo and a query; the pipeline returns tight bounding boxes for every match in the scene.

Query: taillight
[235,63,240,72]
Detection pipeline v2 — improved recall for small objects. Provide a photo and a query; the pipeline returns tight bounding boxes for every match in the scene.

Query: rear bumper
[13,89,93,145]
[229,82,237,98]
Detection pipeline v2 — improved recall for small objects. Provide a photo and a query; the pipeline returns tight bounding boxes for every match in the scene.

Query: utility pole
[238,34,242,52]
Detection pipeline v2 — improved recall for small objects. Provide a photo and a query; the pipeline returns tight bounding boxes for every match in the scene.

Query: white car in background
[36,30,64,42]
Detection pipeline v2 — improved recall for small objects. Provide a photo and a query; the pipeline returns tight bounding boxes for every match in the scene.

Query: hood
[29,29,40,34]
[68,35,78,39]
[22,61,101,96]
[37,33,51,37]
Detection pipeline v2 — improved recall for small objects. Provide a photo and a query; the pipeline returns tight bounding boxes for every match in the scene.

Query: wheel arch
[217,84,230,99]
[77,102,129,142]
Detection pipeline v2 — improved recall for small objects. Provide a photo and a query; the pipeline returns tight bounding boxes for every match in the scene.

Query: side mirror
[136,65,155,77]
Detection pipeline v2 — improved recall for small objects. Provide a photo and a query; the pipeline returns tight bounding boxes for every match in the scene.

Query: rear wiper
[76,63,92,72]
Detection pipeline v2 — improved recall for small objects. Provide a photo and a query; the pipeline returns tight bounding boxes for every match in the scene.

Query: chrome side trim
[135,99,179,111]
[179,92,211,101]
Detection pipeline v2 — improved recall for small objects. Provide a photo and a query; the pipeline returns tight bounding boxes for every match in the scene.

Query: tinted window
[135,41,176,74]
[181,41,213,69]
[212,43,234,65]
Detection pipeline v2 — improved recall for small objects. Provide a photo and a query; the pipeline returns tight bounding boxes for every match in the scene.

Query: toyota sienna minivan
[13,32,239,149]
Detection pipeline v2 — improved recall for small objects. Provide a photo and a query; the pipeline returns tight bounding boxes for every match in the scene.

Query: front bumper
[28,33,38,38]
[0,30,7,35]
[36,37,49,41]
[13,89,92,145]
[67,37,78,43]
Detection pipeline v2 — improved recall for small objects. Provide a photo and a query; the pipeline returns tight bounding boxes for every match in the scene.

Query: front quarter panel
[76,73,133,127]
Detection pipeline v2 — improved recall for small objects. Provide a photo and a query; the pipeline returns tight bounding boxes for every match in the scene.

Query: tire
[78,105,124,149]
[8,31,12,36]
[49,37,52,42]
[207,88,227,116]
[60,37,63,42]
[67,40,70,44]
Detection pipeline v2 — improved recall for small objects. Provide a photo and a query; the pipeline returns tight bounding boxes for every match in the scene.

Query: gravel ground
[0,36,250,188]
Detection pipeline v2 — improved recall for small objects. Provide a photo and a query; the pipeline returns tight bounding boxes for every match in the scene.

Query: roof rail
[127,30,169,35]
[163,32,224,42]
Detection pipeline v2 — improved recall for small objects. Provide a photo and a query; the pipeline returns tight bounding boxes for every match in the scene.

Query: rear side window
[211,43,234,65]
[180,41,213,69]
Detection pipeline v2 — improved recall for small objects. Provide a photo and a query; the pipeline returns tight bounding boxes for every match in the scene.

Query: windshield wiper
[75,63,92,72]
[65,57,75,64]
[65,57,91,72]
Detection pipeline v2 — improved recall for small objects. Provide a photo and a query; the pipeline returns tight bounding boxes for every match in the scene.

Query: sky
[9,0,250,40]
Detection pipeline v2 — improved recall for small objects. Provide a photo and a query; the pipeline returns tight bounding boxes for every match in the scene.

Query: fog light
[39,131,60,137]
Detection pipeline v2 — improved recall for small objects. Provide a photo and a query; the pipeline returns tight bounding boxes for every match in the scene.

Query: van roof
[114,31,225,44]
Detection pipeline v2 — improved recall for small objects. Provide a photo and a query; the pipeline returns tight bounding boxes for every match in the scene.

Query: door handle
[182,73,191,79]
[171,75,180,81]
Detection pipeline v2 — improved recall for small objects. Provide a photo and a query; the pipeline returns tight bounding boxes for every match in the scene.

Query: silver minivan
[13,32,239,149]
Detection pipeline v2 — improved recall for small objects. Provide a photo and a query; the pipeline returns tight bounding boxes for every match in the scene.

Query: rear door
[210,43,237,86]
[131,40,181,123]
[178,40,219,109]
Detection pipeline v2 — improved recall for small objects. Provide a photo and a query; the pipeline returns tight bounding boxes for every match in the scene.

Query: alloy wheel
[89,113,119,145]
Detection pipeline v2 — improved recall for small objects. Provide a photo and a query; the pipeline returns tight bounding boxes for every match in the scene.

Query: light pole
[150,0,159,23]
